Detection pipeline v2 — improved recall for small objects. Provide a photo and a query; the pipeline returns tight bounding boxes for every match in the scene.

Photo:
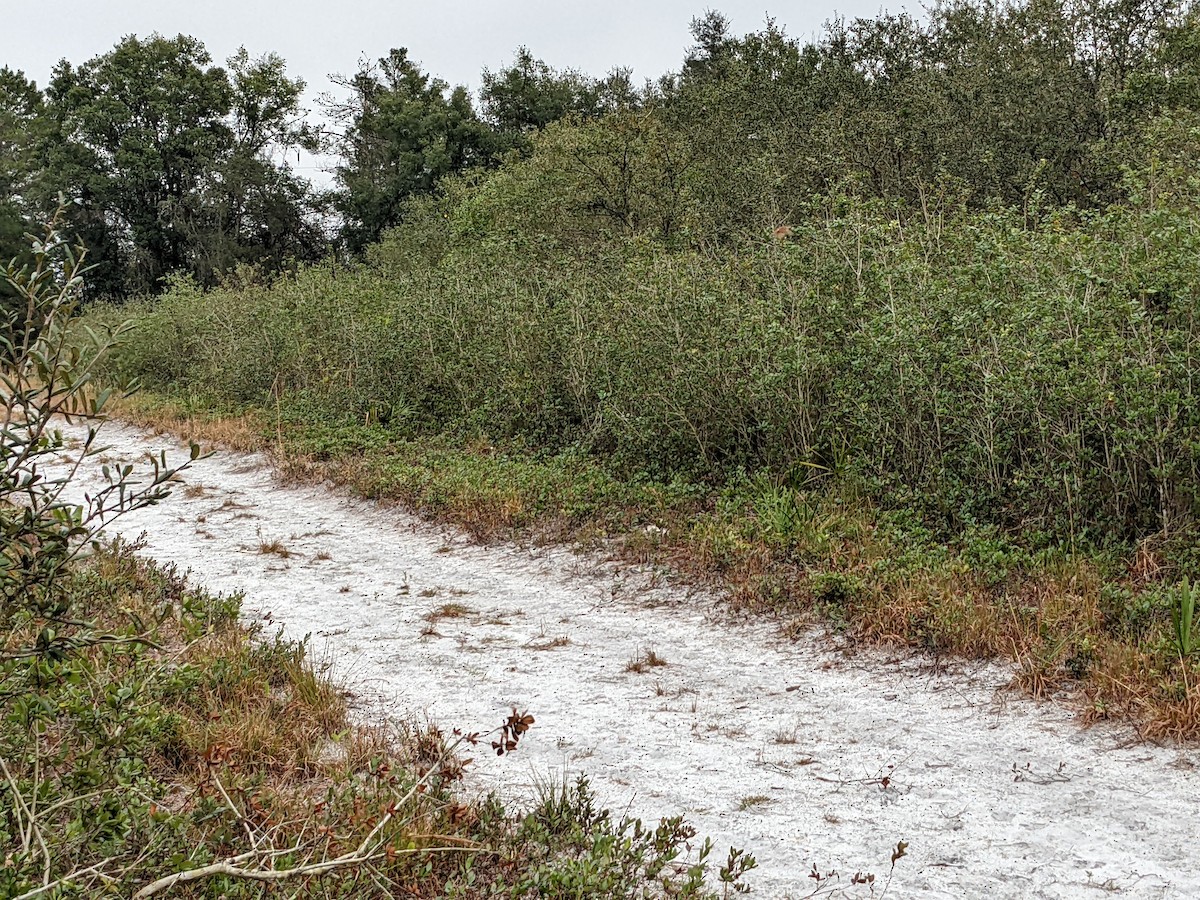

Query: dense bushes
[103,111,1200,547]
[59,0,1200,744]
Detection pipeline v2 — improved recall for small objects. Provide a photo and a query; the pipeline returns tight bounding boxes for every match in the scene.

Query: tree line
[3,0,1199,302]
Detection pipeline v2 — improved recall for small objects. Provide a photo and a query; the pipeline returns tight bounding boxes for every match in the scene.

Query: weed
[424,603,474,622]
[625,648,669,674]
[516,774,739,896]
[1172,578,1196,659]
[736,795,772,811]
[772,727,799,745]
[257,539,291,557]
[528,635,572,650]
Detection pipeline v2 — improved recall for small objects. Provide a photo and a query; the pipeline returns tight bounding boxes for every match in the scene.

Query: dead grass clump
[1082,641,1200,740]
[527,635,572,650]
[424,602,474,622]
[625,648,669,674]
[772,727,799,745]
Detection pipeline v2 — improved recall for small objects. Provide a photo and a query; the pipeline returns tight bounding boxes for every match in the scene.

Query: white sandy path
[52,421,1200,899]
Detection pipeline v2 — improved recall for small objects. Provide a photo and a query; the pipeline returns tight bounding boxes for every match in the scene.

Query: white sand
[53,421,1200,898]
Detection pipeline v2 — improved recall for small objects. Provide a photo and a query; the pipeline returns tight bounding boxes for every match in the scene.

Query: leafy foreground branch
[1,206,201,665]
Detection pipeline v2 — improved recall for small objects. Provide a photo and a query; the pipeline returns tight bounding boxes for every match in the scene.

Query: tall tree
[40,34,323,298]
[190,49,326,277]
[660,0,1192,239]
[327,48,496,253]
[481,49,597,142]
[0,68,47,306]
[480,48,642,158]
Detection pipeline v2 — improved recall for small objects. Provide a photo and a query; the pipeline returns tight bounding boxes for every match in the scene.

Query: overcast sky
[4,0,893,183]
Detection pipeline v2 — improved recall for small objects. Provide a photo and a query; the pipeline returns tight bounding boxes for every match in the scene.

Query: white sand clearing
[52,421,1200,899]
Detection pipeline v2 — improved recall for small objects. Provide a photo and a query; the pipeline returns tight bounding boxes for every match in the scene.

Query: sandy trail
[52,421,1200,898]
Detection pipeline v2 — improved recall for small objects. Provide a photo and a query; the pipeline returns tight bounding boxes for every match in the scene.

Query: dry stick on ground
[131,724,506,899]
[210,768,267,851]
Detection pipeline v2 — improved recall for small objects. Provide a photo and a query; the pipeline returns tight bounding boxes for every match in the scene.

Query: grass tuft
[625,648,669,674]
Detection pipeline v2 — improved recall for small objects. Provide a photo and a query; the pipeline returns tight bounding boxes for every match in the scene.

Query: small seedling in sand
[737,795,772,811]
[625,648,669,674]
[313,550,332,561]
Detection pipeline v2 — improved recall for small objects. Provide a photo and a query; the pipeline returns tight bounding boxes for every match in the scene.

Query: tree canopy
[2,34,326,299]
[4,1,1200,296]
[325,48,496,253]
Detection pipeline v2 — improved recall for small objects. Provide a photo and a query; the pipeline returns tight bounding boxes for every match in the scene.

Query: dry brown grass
[424,602,474,623]
[109,393,268,454]
[176,638,343,774]
[527,635,572,651]
[624,648,669,674]
[257,538,291,558]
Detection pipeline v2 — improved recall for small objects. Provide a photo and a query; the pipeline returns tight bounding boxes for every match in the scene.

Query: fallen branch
[134,728,474,898]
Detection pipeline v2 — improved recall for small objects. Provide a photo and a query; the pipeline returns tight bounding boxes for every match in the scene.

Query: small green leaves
[1,206,196,664]
[1172,577,1196,659]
